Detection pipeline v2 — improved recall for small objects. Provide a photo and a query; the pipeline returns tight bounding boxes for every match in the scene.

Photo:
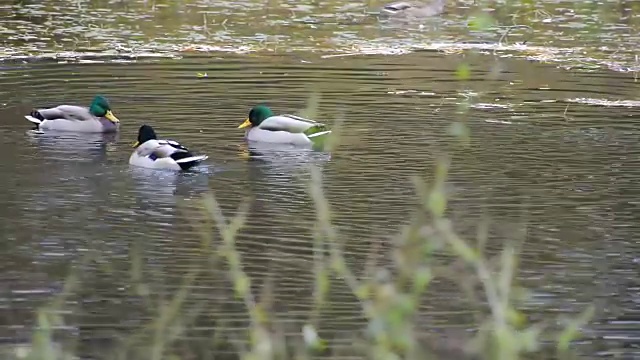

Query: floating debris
[565,98,640,108]
[470,103,513,110]
[387,90,437,96]
[484,118,514,125]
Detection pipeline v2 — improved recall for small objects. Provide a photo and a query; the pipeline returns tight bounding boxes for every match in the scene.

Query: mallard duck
[237,105,332,147]
[25,95,120,133]
[380,0,446,18]
[129,125,208,171]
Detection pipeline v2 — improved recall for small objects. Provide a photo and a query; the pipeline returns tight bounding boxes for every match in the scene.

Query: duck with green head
[25,95,120,133]
[238,104,332,147]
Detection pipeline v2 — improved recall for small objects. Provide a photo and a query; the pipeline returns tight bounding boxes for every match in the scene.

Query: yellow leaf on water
[455,63,471,81]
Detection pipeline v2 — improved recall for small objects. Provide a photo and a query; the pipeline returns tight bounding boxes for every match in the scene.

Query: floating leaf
[455,63,471,81]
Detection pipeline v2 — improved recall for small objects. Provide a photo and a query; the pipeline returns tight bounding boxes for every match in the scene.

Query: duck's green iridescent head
[89,95,119,123]
[238,104,273,129]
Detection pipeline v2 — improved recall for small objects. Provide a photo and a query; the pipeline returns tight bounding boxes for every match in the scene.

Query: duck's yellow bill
[132,141,140,148]
[105,110,120,123]
[238,118,252,129]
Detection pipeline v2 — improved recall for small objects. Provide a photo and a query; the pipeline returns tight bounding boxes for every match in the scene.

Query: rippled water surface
[0,0,639,358]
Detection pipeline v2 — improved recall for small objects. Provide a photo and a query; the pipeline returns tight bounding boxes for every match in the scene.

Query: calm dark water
[0,0,639,358]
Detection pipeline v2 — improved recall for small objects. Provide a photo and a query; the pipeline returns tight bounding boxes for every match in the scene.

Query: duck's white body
[244,114,332,146]
[25,105,119,133]
[129,139,208,171]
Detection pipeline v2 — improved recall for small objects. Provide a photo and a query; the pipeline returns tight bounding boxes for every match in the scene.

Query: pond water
[0,0,639,358]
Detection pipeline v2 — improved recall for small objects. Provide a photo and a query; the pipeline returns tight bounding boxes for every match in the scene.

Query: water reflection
[25,130,118,163]
[127,166,212,205]
[243,141,331,201]
[243,141,332,166]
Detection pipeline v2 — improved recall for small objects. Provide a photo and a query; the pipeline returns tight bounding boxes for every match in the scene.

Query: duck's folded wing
[136,140,165,157]
[42,105,93,121]
[259,115,325,133]
[162,140,191,152]
[156,140,191,157]
[37,107,66,120]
